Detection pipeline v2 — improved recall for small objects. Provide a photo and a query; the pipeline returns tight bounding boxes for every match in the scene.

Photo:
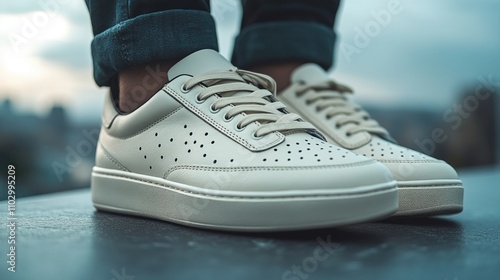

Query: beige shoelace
[295,80,390,138]
[183,68,316,137]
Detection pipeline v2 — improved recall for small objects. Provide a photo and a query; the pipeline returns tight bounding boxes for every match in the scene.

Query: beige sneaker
[278,63,463,216]
[91,50,398,231]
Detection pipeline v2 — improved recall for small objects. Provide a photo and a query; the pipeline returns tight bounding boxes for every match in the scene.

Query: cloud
[0,1,97,119]
[0,0,91,27]
[334,0,500,108]
[36,40,92,70]
[0,2,43,14]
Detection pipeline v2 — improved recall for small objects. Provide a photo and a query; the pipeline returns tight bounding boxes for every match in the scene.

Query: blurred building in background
[367,84,498,168]
[0,100,97,200]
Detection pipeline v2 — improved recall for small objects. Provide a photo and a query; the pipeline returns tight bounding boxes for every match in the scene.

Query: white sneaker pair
[91,50,463,231]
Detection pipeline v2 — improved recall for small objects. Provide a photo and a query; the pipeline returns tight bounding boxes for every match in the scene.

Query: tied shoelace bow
[295,80,391,138]
[182,68,317,138]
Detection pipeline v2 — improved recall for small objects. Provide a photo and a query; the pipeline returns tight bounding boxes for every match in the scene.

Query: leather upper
[95,50,395,192]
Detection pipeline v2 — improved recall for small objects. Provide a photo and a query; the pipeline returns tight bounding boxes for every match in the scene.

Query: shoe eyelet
[234,123,245,132]
[251,132,264,140]
[346,132,352,137]
[180,83,190,93]
[195,94,205,104]
[223,114,234,122]
[209,104,220,114]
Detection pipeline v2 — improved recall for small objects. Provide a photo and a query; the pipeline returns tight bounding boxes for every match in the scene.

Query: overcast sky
[1,0,499,123]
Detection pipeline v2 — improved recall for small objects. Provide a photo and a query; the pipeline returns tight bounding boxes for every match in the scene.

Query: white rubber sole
[393,179,464,216]
[91,167,399,231]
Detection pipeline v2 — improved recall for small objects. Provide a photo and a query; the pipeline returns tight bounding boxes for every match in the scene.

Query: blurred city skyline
[1,0,499,124]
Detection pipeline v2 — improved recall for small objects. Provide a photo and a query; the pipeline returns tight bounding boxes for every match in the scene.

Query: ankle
[118,60,176,113]
[247,62,303,92]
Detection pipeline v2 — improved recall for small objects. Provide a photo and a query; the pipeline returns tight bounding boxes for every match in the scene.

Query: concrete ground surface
[1,165,499,280]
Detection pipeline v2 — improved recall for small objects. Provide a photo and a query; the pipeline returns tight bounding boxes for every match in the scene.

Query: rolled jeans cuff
[91,10,218,87]
[231,21,336,70]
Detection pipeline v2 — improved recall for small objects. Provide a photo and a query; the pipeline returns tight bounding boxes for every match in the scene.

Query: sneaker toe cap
[380,159,460,183]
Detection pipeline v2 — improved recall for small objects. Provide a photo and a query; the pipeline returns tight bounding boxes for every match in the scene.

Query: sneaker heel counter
[95,136,127,171]
[95,91,127,171]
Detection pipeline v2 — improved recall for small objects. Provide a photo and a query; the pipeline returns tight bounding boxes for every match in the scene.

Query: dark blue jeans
[85,0,340,87]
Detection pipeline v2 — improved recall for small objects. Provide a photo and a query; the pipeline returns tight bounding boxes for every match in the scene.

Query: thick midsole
[91,167,399,231]
[395,180,464,216]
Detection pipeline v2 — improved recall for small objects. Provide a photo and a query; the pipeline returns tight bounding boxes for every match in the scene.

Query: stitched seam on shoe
[112,107,183,139]
[101,173,393,199]
[376,160,440,164]
[164,86,256,149]
[164,160,376,177]
[398,184,463,188]
[99,143,129,171]
[164,86,284,151]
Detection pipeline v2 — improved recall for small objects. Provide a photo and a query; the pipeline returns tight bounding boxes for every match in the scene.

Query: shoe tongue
[168,49,234,80]
[291,64,331,85]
